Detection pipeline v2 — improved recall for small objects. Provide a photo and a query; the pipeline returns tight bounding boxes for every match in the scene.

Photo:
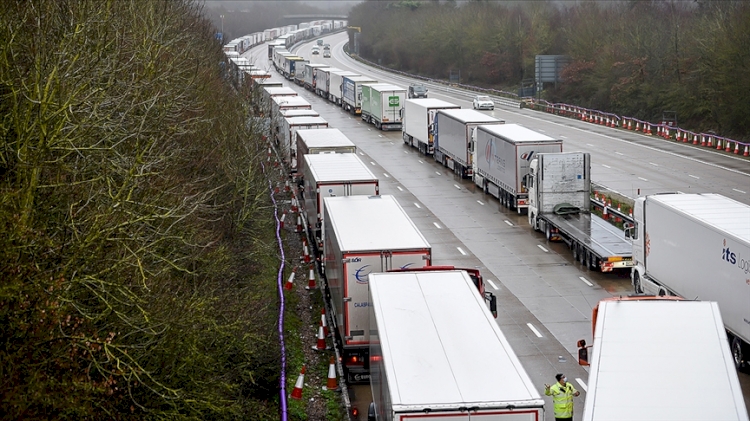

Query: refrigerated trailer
[342,75,377,114]
[629,193,750,370]
[527,152,632,272]
[315,66,341,98]
[473,124,562,214]
[328,70,358,105]
[367,270,544,421]
[302,63,329,92]
[433,109,504,178]
[295,128,356,176]
[280,116,328,167]
[402,98,460,155]
[360,83,406,131]
[323,195,432,383]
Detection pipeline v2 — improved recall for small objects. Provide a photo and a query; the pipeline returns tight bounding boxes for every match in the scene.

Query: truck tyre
[587,252,598,271]
[731,337,744,371]
[545,222,552,241]
[633,272,644,294]
[530,214,539,231]
[579,247,587,264]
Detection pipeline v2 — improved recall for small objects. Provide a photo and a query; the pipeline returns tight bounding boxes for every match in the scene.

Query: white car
[312,47,320,55]
[472,95,494,110]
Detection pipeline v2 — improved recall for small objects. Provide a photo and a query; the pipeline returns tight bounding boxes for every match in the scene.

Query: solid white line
[579,276,594,287]
[537,244,548,252]
[527,323,543,338]
[487,279,499,290]
[733,188,746,194]
[602,164,611,169]
[689,174,700,179]
[384,173,390,178]
[638,177,648,181]
[576,378,588,392]
[477,200,485,205]
[433,222,442,229]
[414,203,421,209]
[454,184,461,190]
[504,220,514,226]
[457,247,467,256]
[396,186,403,191]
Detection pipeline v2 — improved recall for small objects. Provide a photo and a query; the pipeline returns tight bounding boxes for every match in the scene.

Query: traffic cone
[312,325,328,351]
[302,244,311,263]
[321,308,329,337]
[603,205,609,221]
[693,134,698,145]
[305,266,317,290]
[645,124,652,135]
[284,180,290,192]
[627,119,632,130]
[629,208,633,219]
[280,212,286,229]
[744,145,749,157]
[701,135,706,146]
[717,138,723,150]
[290,365,306,400]
[635,122,641,132]
[322,357,339,391]
[656,126,662,138]
[291,197,298,213]
[725,140,732,152]
[683,132,689,143]
[594,191,599,201]
[734,142,740,154]
[708,136,713,147]
[284,270,295,291]
[296,215,302,233]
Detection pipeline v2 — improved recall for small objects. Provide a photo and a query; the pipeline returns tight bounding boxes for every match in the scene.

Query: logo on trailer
[399,263,414,270]
[354,265,371,284]
[484,138,496,167]
[723,238,750,275]
[520,151,535,161]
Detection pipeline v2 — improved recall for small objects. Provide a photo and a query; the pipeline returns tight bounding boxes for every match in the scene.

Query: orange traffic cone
[645,124,652,135]
[284,270,295,291]
[305,266,317,290]
[744,145,749,157]
[280,212,286,229]
[302,244,311,263]
[284,180,290,192]
[717,138,723,150]
[322,357,339,391]
[603,205,609,221]
[291,197,298,213]
[725,140,732,152]
[693,134,698,145]
[290,365,306,400]
[627,119,632,130]
[321,308,329,337]
[312,325,328,351]
[296,215,303,233]
[734,142,740,154]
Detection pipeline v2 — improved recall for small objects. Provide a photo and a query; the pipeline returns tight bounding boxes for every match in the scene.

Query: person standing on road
[544,373,580,421]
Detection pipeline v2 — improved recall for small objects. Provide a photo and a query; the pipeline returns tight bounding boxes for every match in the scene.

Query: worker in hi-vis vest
[544,373,580,421]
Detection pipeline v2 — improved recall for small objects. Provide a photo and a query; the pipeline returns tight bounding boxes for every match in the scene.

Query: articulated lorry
[294,128,356,177]
[280,116,328,167]
[302,153,379,247]
[576,296,748,421]
[433,109,504,179]
[527,152,633,272]
[315,66,341,98]
[342,75,377,114]
[323,195,431,383]
[367,270,544,421]
[302,63,329,92]
[402,98,460,155]
[473,124,562,213]
[360,83,406,131]
[628,193,750,370]
[328,70,358,105]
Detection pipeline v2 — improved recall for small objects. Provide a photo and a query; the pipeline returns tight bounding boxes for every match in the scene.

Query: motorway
[245,32,750,420]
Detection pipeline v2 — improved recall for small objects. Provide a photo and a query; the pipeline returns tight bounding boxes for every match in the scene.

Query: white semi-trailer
[328,70,358,105]
[367,270,545,421]
[295,128,356,177]
[473,124,562,213]
[576,296,748,421]
[433,109,504,178]
[360,83,406,131]
[280,116,328,167]
[629,193,750,370]
[342,75,377,114]
[323,195,431,384]
[302,153,379,246]
[527,152,632,272]
[302,62,329,92]
[315,66,341,98]
[402,98,460,155]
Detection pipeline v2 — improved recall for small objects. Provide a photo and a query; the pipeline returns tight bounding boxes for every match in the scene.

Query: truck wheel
[545,222,552,241]
[587,252,598,271]
[530,214,539,231]
[579,247,587,264]
[633,272,643,294]
[731,337,744,371]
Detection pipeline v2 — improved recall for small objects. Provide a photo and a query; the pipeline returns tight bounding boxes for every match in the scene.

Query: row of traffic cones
[289,356,340,399]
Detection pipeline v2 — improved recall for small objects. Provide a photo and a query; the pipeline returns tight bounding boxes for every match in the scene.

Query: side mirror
[367,402,377,421]
[488,293,498,318]
[577,339,589,366]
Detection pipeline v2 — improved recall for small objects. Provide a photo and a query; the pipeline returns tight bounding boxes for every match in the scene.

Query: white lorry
[472,124,562,213]
[433,109,504,179]
[271,96,311,123]
[328,70,359,105]
[402,98,460,155]
[576,296,749,421]
[302,62,329,92]
[315,66,341,98]
[342,75,377,114]
[360,83,406,131]
[295,128,356,177]
[302,153,379,247]
[628,193,750,370]
[367,270,545,421]
[280,116,328,167]
[526,152,633,272]
[322,195,432,383]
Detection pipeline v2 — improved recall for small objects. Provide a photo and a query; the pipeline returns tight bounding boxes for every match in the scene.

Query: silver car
[472,95,494,110]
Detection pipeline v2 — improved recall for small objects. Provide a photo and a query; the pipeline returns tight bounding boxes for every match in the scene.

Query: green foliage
[349,0,750,139]
[0,0,283,418]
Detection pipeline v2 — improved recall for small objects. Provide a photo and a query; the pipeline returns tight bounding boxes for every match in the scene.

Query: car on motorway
[312,47,320,55]
[316,39,323,46]
[472,95,494,110]
[408,83,428,99]
[323,51,331,58]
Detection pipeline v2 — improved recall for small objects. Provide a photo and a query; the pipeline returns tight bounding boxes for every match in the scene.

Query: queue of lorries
[246,29,750,420]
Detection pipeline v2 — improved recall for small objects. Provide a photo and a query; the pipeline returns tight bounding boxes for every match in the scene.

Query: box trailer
[576,297,748,421]
[302,63,329,92]
[329,70,358,105]
[315,66,341,98]
[262,86,297,116]
[342,75,377,114]
[295,128,356,176]
[323,195,431,383]
[361,83,406,131]
[402,98,460,155]
[302,153,378,246]
[367,270,544,421]
[629,193,750,370]
[433,109,504,179]
[280,116,328,167]
[281,56,306,80]
[472,124,562,213]
[527,152,632,272]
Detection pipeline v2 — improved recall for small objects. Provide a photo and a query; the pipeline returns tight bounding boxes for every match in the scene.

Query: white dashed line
[396,186,403,191]
[359,152,364,156]
[537,244,548,252]
[638,177,648,182]
[615,152,624,156]
[477,200,485,205]
[733,188,746,194]
[433,222,442,229]
[486,279,499,290]
[370,161,376,166]
[527,323,543,338]
[454,184,461,190]
[418,160,424,164]
[414,203,421,209]
[457,247,467,256]
[649,162,659,166]
[504,220,514,226]
[586,143,594,147]
[689,174,700,179]
[579,276,594,287]
[383,173,390,178]
[576,378,588,392]
[436,171,442,176]
[602,164,611,169]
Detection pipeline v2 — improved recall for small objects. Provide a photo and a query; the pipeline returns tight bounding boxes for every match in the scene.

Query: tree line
[1,0,284,418]
[348,0,750,140]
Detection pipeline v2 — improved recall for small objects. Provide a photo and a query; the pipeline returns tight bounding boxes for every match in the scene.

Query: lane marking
[359,152,364,156]
[587,143,595,147]
[477,200,485,205]
[383,173,390,178]
[537,244,549,252]
[576,378,588,392]
[527,323,543,338]
[433,222,442,229]
[615,151,624,156]
[487,279,499,290]
[560,135,568,139]
[436,171,442,175]
[370,161,376,166]
[649,162,659,166]
[454,184,461,190]
[414,203,421,209]
[457,247,467,256]
[733,188,746,194]
[396,186,403,191]
[418,159,424,164]
[403,150,408,154]
[504,220,514,226]
[638,177,648,181]
[378,134,382,138]
[689,174,700,179]
[602,164,611,169]
[579,276,594,287]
